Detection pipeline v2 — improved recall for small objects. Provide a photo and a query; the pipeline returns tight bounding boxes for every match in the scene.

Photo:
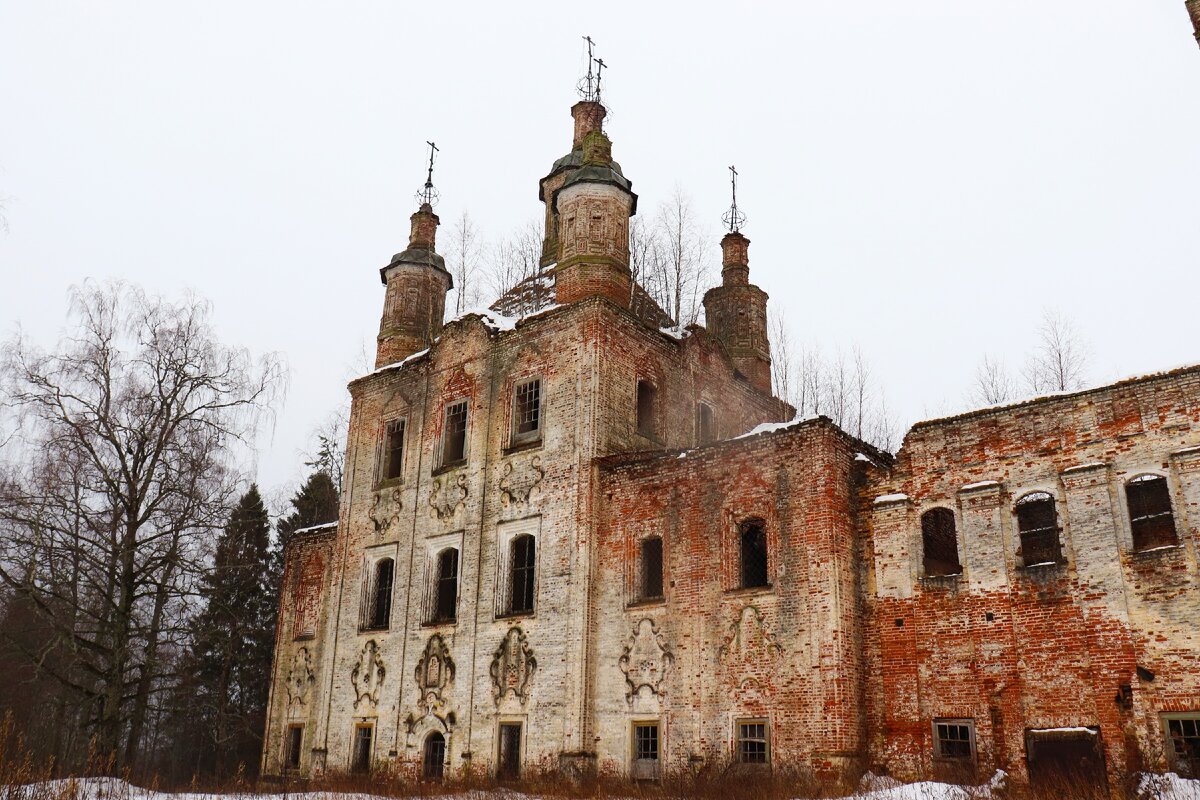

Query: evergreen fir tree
[276,471,339,552]
[180,485,274,779]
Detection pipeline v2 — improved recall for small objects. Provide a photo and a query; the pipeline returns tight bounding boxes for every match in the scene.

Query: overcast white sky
[1,1,1198,495]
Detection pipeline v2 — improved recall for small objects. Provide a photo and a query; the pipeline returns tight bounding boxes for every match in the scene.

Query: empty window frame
[497,722,522,780]
[1126,475,1178,551]
[431,548,459,624]
[423,732,446,780]
[441,400,469,466]
[921,508,962,576]
[1164,714,1200,778]
[1015,492,1062,567]
[507,534,536,615]
[696,402,716,445]
[736,719,770,765]
[636,380,658,438]
[351,723,373,774]
[285,724,303,772]
[364,558,394,630]
[639,536,664,601]
[382,418,406,481]
[739,519,769,589]
[511,378,542,445]
[933,719,976,761]
[632,722,661,781]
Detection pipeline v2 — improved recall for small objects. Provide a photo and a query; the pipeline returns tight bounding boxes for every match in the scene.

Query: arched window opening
[365,558,394,630]
[639,536,664,601]
[423,732,446,780]
[433,548,459,623]
[921,508,962,576]
[1126,475,1178,551]
[739,520,769,589]
[1015,492,1062,567]
[636,380,658,438]
[696,402,716,445]
[508,534,536,615]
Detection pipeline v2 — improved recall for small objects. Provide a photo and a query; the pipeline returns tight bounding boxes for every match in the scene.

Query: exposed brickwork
[1189,0,1200,46]
[264,88,1200,792]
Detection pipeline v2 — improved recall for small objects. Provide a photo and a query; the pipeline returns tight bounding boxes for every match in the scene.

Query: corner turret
[375,200,453,368]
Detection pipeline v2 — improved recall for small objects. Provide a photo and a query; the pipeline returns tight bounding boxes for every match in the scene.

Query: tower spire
[578,36,600,103]
[721,165,746,233]
[417,141,440,208]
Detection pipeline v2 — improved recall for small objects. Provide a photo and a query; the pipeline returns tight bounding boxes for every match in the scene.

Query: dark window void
[512,378,541,444]
[351,725,373,774]
[737,720,769,764]
[640,536,664,601]
[423,732,446,780]
[433,548,458,623]
[383,418,405,481]
[498,723,522,780]
[636,380,657,438]
[1168,717,1200,778]
[739,520,769,589]
[922,508,962,576]
[696,402,716,445]
[367,558,394,630]
[286,725,303,771]
[1016,492,1062,566]
[935,721,974,759]
[1026,729,1107,790]
[442,400,468,465]
[508,534,536,615]
[1127,475,1178,551]
[632,723,660,780]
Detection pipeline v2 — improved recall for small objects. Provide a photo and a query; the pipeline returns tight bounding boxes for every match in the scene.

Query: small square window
[1164,714,1200,778]
[933,719,976,760]
[441,400,468,466]
[736,719,769,765]
[512,378,542,445]
[382,418,405,481]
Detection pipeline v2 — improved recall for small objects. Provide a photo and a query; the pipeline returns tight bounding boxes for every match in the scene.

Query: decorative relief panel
[500,457,544,506]
[285,647,315,709]
[430,474,468,520]
[351,639,386,708]
[718,605,782,666]
[292,549,325,639]
[369,487,403,536]
[490,627,536,705]
[618,618,674,703]
[406,634,456,735]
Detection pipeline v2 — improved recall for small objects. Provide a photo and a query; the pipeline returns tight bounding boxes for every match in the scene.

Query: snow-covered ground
[7,772,1200,800]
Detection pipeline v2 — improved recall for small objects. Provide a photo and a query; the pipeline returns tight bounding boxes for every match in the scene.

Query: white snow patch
[1023,561,1060,568]
[1173,445,1200,457]
[659,325,690,340]
[1061,461,1107,474]
[874,493,910,505]
[292,522,337,536]
[1136,544,1185,554]
[733,413,817,441]
[364,346,430,378]
[855,453,874,463]
[1139,772,1200,800]
[1027,726,1098,734]
[961,480,1000,491]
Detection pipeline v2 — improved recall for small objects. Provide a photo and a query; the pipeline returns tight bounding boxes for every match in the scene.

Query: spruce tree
[276,471,339,552]
[181,485,275,780]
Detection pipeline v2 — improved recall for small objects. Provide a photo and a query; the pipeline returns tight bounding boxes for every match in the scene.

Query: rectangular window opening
[696,402,716,445]
[512,378,542,445]
[383,418,405,481]
[1128,476,1178,551]
[736,719,769,765]
[498,723,522,780]
[632,722,660,781]
[739,521,770,589]
[286,725,303,771]
[636,380,657,439]
[934,720,975,760]
[639,537,664,601]
[1166,715,1200,779]
[351,724,373,774]
[507,535,536,615]
[442,400,468,466]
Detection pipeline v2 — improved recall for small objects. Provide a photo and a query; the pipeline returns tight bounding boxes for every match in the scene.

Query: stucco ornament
[369,487,403,536]
[490,627,537,704]
[619,618,674,703]
[499,457,545,506]
[718,605,782,664]
[405,634,456,735]
[285,647,315,708]
[429,474,468,520]
[351,639,386,707]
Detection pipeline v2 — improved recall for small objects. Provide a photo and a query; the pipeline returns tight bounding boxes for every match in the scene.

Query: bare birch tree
[0,283,284,770]
[643,188,712,327]
[448,211,483,315]
[971,354,1015,406]
[487,218,545,316]
[1022,309,1090,394]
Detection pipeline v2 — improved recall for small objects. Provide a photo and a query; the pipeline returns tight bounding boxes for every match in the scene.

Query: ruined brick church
[262,78,1200,789]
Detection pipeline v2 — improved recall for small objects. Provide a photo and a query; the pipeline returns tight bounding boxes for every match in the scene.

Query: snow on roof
[873,492,910,505]
[1061,461,1108,474]
[961,480,1001,491]
[1027,726,1099,734]
[732,413,818,441]
[292,521,337,536]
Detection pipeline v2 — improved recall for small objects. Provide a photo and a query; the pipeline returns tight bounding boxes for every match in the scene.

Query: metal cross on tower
[416,141,440,207]
[722,165,746,233]
[578,36,601,101]
[594,57,606,103]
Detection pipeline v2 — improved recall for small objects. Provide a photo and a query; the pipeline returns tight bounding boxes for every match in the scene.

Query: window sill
[496,610,535,622]
[920,573,963,588]
[724,584,773,598]
[432,460,467,478]
[504,438,543,455]
[422,618,457,629]
[1018,561,1065,573]
[375,476,404,491]
[1131,543,1184,559]
[293,632,316,642]
[358,625,391,634]
[626,597,665,610]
